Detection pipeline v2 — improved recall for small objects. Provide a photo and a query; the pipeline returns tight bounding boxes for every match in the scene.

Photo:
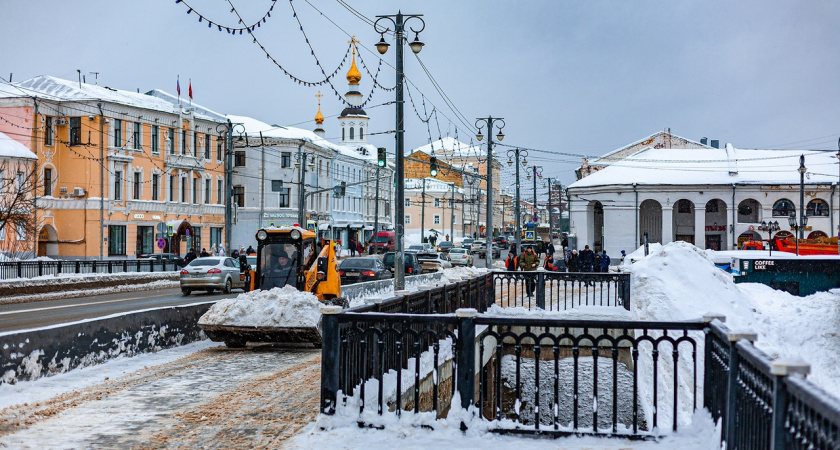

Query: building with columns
[568,143,839,256]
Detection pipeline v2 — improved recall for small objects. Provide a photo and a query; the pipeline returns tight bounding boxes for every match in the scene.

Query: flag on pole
[188,79,193,99]
[176,76,181,97]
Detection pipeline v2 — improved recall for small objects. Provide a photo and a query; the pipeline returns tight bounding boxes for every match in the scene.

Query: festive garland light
[174,0,277,35]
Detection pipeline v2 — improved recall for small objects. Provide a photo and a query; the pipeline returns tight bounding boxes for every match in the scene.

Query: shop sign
[133,214,145,219]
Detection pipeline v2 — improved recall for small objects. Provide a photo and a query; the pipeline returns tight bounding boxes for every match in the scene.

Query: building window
[43,168,52,196]
[152,174,159,201]
[181,176,187,203]
[16,172,24,190]
[133,122,141,150]
[151,125,159,154]
[385,201,390,216]
[677,199,692,213]
[205,179,211,204]
[108,225,126,256]
[193,131,198,157]
[136,225,154,256]
[217,138,223,161]
[433,214,441,225]
[210,227,223,251]
[705,199,718,213]
[204,134,211,159]
[772,199,796,217]
[806,199,829,216]
[181,129,187,155]
[279,188,290,207]
[359,127,364,140]
[405,198,411,208]
[114,170,122,201]
[281,152,291,168]
[191,226,202,253]
[133,172,141,200]
[234,150,246,167]
[217,179,223,204]
[192,177,198,204]
[342,127,345,141]
[434,198,441,208]
[233,185,245,207]
[404,214,411,225]
[70,118,82,145]
[16,221,26,241]
[168,128,176,154]
[169,175,175,201]
[44,117,54,146]
[114,119,122,147]
[350,127,354,140]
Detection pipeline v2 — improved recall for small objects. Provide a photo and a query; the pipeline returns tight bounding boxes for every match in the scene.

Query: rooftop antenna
[77,69,82,88]
[8,73,11,83]
[89,72,99,85]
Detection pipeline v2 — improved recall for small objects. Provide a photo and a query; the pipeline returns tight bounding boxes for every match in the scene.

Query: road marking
[0,290,198,316]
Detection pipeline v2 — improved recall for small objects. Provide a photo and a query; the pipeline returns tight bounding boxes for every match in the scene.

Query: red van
[373,231,396,253]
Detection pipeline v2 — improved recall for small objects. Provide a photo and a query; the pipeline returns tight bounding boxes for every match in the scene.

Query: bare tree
[0,158,38,259]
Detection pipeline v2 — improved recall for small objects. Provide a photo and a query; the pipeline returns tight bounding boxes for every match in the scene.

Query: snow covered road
[0,340,321,448]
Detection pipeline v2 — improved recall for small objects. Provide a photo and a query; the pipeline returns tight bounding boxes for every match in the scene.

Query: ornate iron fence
[0,259,182,279]
[491,271,631,311]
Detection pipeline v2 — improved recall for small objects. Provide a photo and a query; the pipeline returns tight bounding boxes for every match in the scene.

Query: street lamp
[758,220,780,256]
[506,148,528,254]
[373,12,425,291]
[531,164,544,224]
[788,212,807,256]
[216,120,245,254]
[475,116,505,270]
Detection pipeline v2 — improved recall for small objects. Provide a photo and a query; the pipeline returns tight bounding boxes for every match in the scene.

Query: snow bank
[198,285,322,328]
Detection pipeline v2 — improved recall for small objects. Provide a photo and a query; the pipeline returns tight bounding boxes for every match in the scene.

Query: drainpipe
[732,184,736,249]
[633,183,638,249]
[98,103,105,260]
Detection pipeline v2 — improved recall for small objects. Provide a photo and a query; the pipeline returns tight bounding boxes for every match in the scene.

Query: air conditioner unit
[57,118,68,126]
[72,187,85,197]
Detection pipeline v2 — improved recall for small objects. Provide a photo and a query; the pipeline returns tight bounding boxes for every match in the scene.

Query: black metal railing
[0,259,183,280]
[704,318,840,449]
[491,271,631,311]
[348,273,494,315]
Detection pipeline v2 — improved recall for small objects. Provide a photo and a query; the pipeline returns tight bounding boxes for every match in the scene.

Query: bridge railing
[0,259,183,280]
[491,270,631,311]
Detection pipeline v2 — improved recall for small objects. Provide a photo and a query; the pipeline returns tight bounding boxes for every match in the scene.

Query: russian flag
[176,76,181,97]
[188,79,193,99]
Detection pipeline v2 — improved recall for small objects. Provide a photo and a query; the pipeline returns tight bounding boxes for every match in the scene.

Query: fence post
[770,359,810,450]
[621,275,631,310]
[724,330,757,447]
[17,261,22,278]
[456,308,477,428]
[320,305,343,415]
[535,268,546,309]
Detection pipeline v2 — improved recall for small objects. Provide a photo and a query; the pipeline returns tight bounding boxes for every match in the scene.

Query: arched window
[342,127,345,141]
[359,127,364,140]
[806,199,829,216]
[772,199,796,217]
[350,127,355,140]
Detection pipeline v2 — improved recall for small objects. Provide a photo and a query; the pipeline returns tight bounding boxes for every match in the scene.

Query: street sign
[156,222,167,233]
[157,238,166,249]
[185,229,190,236]
[167,225,174,237]
[525,230,536,240]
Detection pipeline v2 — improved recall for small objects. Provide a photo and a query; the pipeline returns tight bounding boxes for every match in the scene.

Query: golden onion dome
[314,91,324,125]
[346,36,362,85]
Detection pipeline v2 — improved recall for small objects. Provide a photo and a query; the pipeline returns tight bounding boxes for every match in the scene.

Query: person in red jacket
[543,254,560,271]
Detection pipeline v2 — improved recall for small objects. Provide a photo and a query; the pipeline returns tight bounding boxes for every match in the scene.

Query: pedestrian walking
[567,250,581,272]
[579,245,595,272]
[600,250,611,272]
[505,250,518,271]
[246,245,256,255]
[218,247,226,257]
[543,254,560,272]
[561,235,569,251]
[349,239,357,257]
[357,240,364,255]
[519,246,539,297]
[232,248,240,259]
[184,248,197,264]
[546,241,555,258]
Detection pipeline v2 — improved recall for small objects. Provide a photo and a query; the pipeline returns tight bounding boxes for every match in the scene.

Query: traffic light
[429,156,438,177]
[377,147,386,167]
[340,181,346,196]
[334,181,347,197]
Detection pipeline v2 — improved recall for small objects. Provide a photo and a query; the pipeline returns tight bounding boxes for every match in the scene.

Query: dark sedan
[338,257,392,285]
[436,241,454,253]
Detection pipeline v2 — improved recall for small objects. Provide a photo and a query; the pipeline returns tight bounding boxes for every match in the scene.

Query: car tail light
[339,270,345,276]
[407,267,413,273]
[207,268,222,274]
[180,269,188,275]
[362,270,376,277]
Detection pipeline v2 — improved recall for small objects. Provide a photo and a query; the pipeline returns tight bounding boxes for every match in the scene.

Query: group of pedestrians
[563,245,611,273]
[504,242,611,274]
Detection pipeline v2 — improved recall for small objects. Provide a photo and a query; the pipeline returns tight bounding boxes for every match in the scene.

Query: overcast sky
[3,0,840,188]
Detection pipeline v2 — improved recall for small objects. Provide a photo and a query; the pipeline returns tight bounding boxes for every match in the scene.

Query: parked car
[448,248,473,266]
[415,252,453,272]
[478,242,501,259]
[139,253,186,267]
[461,238,475,249]
[382,252,423,275]
[179,257,246,295]
[493,235,509,249]
[338,257,392,284]
[436,241,454,253]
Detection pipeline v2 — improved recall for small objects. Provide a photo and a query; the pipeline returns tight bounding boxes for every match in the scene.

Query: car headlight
[290,230,301,240]
[256,230,268,241]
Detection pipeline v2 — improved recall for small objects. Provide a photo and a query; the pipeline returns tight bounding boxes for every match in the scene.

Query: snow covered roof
[144,89,225,121]
[9,76,224,121]
[227,114,375,163]
[569,144,839,188]
[0,81,30,98]
[0,131,36,159]
[592,130,711,163]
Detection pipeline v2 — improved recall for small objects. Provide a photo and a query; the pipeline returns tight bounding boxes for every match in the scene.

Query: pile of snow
[198,285,323,328]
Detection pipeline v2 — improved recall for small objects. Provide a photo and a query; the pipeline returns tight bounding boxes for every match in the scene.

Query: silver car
[448,248,473,266]
[179,257,246,295]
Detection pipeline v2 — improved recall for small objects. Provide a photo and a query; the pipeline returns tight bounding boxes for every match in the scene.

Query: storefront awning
[363,225,374,230]
[351,223,364,228]
[318,223,331,231]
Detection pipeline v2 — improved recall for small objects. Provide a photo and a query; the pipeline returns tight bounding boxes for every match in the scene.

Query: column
[694,206,706,249]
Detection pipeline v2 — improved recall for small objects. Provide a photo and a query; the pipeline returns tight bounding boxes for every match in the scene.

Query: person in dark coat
[349,239,357,257]
[246,246,256,255]
[184,248,197,264]
[600,250,611,272]
[546,241,555,258]
[200,248,210,257]
[579,245,596,272]
[567,250,581,272]
[561,236,569,251]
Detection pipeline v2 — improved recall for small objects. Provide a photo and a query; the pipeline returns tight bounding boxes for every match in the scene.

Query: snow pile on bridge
[198,285,322,328]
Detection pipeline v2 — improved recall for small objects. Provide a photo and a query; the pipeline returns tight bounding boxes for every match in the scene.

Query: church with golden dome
[319,36,369,146]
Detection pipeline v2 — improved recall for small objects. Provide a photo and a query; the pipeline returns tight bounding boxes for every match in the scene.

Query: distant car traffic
[461,238,475,249]
[179,257,247,295]
[448,248,473,266]
[470,240,486,254]
[415,252,453,272]
[493,235,509,249]
[139,253,186,267]
[407,244,426,253]
[478,242,501,259]
[338,257,392,284]
[436,241,454,253]
[382,252,423,275]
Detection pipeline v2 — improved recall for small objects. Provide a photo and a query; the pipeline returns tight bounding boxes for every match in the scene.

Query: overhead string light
[174,0,276,34]
[0,114,45,131]
[356,51,395,92]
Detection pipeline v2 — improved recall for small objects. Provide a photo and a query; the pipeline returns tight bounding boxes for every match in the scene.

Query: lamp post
[373,12,425,290]
[788,213,807,256]
[475,117,505,270]
[758,220,780,256]
[295,143,315,226]
[531,164,544,224]
[506,148,528,253]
